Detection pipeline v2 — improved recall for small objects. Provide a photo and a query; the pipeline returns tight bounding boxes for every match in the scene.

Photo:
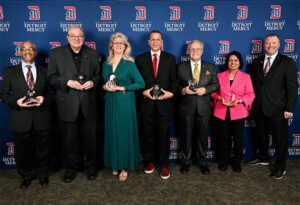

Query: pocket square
[205,70,210,75]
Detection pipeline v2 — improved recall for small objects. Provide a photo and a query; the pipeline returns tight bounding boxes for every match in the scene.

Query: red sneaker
[144,163,155,174]
[160,167,170,179]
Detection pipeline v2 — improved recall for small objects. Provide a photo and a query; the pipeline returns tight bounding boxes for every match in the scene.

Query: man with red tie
[249,34,298,179]
[1,41,51,189]
[135,30,177,179]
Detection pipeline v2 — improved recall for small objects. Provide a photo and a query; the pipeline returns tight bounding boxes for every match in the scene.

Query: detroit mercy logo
[0,5,4,20]
[135,6,146,20]
[270,5,281,19]
[293,134,300,146]
[64,6,76,21]
[100,6,111,20]
[14,42,22,56]
[170,6,180,20]
[28,6,40,20]
[219,40,230,54]
[85,42,96,50]
[284,39,295,53]
[6,142,14,155]
[49,42,61,49]
[252,40,262,54]
[204,6,214,20]
[237,6,248,20]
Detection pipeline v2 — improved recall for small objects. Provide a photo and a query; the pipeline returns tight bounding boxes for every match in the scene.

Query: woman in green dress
[102,32,145,181]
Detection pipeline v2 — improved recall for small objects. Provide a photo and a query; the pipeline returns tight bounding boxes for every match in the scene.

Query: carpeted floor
[0,160,299,205]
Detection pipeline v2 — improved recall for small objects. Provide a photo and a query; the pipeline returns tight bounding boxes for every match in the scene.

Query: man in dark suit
[177,40,219,175]
[249,34,298,179]
[1,41,51,189]
[47,26,100,183]
[135,30,177,179]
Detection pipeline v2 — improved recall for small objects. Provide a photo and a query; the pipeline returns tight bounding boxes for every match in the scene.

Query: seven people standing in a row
[0,28,298,188]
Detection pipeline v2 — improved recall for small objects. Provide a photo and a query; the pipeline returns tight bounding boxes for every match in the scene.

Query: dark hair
[225,51,244,69]
[149,30,163,40]
[264,33,280,41]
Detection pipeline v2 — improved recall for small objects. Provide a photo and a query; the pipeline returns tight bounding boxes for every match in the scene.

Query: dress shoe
[20,179,32,189]
[218,164,228,172]
[63,171,76,183]
[232,164,242,173]
[199,165,210,175]
[39,177,49,186]
[87,172,97,180]
[180,164,190,174]
[270,168,286,180]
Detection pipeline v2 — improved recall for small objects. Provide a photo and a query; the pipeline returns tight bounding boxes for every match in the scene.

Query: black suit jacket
[135,51,177,115]
[249,53,298,117]
[177,60,219,116]
[47,45,100,122]
[1,64,51,132]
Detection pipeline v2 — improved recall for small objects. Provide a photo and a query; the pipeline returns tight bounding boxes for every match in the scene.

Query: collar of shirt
[190,59,201,73]
[264,52,278,67]
[150,50,161,58]
[22,60,37,82]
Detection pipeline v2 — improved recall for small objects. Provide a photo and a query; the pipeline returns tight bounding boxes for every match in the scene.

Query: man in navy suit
[1,41,51,189]
[47,26,100,183]
[249,34,298,179]
[135,30,177,179]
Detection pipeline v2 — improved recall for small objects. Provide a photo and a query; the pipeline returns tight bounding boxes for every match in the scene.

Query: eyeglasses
[20,48,36,52]
[67,34,84,39]
[189,48,202,53]
[113,42,125,45]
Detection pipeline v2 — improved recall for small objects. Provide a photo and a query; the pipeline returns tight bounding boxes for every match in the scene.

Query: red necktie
[26,65,34,90]
[263,57,271,78]
[152,54,157,77]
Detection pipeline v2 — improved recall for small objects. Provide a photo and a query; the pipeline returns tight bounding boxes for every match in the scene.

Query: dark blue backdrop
[0,0,299,169]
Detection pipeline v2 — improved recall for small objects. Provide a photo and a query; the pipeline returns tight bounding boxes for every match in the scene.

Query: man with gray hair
[1,41,51,188]
[177,40,219,174]
[47,26,100,183]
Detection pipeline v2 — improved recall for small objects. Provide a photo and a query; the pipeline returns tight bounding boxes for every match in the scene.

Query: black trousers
[61,106,97,172]
[215,111,245,167]
[13,129,49,179]
[141,107,171,167]
[180,112,210,166]
[255,109,288,169]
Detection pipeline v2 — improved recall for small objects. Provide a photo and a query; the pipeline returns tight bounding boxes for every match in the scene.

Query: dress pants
[180,112,210,166]
[13,129,49,179]
[141,106,170,167]
[215,111,245,167]
[61,106,97,172]
[255,108,288,169]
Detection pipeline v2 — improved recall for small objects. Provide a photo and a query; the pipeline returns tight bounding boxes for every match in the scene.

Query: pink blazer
[211,70,255,120]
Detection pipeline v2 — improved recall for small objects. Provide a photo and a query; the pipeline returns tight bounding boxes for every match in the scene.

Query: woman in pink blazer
[211,51,255,172]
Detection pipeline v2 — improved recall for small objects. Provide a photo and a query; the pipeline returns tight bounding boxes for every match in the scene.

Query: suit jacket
[47,45,100,122]
[211,70,255,120]
[249,53,298,117]
[135,51,177,115]
[177,60,219,116]
[1,64,51,132]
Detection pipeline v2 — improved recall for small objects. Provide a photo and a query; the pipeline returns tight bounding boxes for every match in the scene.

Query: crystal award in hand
[188,79,198,92]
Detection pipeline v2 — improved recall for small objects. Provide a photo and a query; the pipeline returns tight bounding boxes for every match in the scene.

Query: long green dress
[102,59,145,171]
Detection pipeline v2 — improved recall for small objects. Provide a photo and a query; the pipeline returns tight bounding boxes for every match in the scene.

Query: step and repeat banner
[0,0,299,169]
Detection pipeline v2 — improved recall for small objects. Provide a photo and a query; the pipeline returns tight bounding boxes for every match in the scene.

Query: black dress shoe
[199,165,210,175]
[39,177,49,186]
[270,168,286,180]
[63,171,76,183]
[87,172,97,180]
[180,165,190,174]
[232,164,242,173]
[218,164,228,172]
[20,178,33,189]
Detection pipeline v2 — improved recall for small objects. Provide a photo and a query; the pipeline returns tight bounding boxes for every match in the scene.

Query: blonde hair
[107,32,134,64]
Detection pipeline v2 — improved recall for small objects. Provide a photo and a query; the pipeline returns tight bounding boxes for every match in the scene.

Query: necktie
[193,63,200,83]
[263,57,271,77]
[26,65,34,90]
[152,54,157,77]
